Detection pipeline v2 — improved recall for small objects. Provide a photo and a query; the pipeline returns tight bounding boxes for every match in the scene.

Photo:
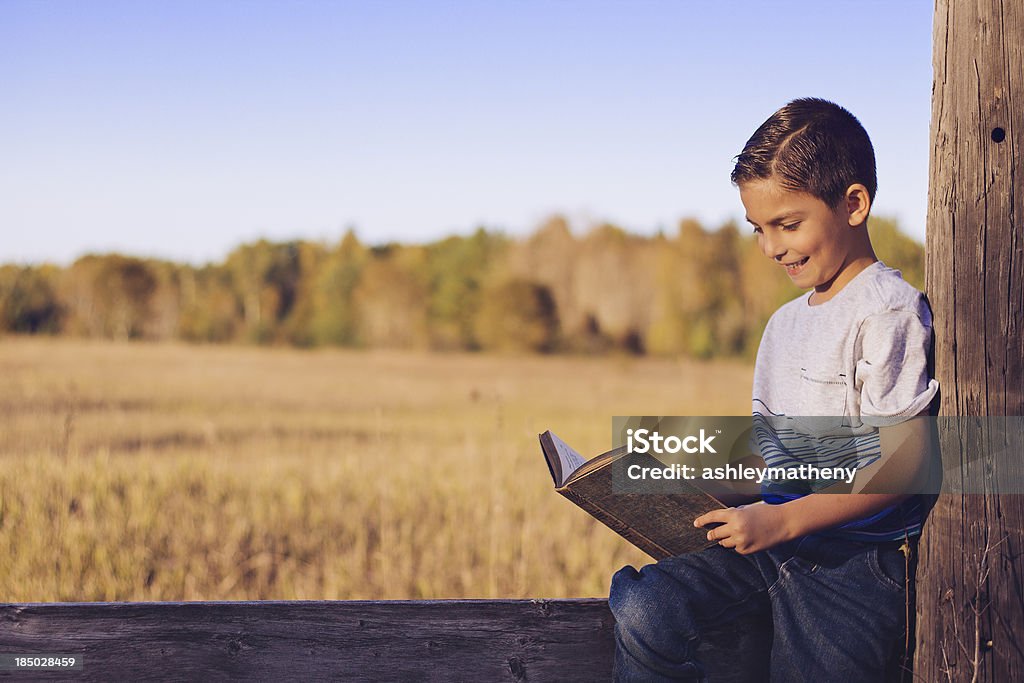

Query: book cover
[539,430,730,560]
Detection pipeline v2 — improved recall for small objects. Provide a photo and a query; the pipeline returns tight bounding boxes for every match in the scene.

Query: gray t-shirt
[750,261,938,540]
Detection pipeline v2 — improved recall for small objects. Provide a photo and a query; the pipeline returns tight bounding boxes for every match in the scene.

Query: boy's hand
[694,502,792,555]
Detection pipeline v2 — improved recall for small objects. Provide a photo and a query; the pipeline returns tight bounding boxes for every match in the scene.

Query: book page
[548,432,588,479]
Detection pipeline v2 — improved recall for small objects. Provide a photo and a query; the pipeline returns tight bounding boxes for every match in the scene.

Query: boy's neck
[809,251,878,306]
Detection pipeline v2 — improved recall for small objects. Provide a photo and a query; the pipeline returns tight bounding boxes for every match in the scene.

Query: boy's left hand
[694,502,792,555]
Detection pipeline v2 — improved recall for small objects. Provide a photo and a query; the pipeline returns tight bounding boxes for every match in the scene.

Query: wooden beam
[0,599,769,681]
[919,0,1024,680]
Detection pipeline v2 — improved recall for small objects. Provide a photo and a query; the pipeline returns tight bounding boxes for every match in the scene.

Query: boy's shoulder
[857,262,930,323]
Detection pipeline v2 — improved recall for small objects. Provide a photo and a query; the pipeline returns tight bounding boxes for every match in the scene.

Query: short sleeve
[855,309,939,427]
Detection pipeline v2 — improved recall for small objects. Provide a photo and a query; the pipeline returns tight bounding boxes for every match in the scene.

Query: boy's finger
[694,509,730,527]
[707,526,732,542]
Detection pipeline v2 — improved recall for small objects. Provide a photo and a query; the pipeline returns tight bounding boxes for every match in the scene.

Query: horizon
[1,1,934,266]
[0,213,923,270]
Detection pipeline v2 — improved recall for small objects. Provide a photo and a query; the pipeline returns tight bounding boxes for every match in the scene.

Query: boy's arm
[694,416,932,554]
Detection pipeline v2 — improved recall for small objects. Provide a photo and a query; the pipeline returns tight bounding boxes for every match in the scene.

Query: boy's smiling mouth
[782,256,810,275]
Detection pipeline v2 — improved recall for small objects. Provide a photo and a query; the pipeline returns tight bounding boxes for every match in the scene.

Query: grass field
[0,337,752,602]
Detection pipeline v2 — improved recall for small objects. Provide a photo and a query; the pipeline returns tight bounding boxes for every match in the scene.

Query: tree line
[0,216,924,359]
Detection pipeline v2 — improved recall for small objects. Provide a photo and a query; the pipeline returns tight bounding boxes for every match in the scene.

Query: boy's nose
[761,235,786,261]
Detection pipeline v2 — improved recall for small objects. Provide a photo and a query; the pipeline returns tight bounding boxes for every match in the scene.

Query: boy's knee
[609,563,682,630]
[609,564,643,623]
[609,563,705,679]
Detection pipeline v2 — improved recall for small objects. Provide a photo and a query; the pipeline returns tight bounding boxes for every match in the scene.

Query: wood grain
[0,599,770,681]
[919,0,1024,680]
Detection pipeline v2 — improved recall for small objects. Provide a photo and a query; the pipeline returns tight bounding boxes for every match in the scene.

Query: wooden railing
[0,599,771,681]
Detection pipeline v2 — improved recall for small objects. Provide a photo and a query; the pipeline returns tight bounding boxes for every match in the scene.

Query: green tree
[700,222,747,357]
[309,230,367,347]
[425,227,509,350]
[225,240,304,343]
[869,217,924,289]
[178,265,239,342]
[280,241,328,347]
[646,219,720,357]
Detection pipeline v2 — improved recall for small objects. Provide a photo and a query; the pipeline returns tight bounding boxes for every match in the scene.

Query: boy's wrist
[777,499,814,541]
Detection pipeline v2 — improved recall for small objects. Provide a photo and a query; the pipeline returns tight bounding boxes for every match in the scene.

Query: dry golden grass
[0,337,751,602]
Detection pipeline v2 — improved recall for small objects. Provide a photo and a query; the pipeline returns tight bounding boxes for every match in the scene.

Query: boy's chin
[787,271,814,286]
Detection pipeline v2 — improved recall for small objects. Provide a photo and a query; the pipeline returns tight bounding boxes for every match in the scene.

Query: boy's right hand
[694,501,793,555]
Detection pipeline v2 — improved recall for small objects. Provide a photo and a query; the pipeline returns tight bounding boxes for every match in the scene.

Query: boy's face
[739,177,868,295]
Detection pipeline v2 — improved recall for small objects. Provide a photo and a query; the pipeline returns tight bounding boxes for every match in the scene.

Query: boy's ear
[844,184,871,227]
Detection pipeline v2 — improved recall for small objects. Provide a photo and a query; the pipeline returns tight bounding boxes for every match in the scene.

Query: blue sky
[1,1,934,265]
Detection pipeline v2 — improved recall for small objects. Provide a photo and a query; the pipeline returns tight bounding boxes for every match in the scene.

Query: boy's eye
[751,226,762,235]
[781,222,800,231]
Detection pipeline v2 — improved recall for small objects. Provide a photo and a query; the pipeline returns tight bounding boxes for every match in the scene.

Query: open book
[540,430,731,560]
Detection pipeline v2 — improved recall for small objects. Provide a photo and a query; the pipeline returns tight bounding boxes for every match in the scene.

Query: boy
[609,98,938,681]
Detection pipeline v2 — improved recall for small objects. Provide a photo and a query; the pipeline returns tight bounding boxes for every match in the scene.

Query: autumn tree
[646,223,700,356]
[474,278,559,353]
[59,255,157,339]
[0,214,925,360]
[225,240,304,344]
[352,244,430,349]
[0,265,63,334]
[572,223,656,353]
[508,215,580,337]
[177,264,239,343]
[279,241,328,347]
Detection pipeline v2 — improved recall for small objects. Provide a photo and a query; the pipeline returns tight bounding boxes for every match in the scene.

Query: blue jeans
[609,535,910,681]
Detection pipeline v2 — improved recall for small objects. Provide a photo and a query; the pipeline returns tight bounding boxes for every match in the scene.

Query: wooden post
[918,1,1024,680]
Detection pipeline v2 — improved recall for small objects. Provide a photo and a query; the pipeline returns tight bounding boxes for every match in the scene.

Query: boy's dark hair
[731,98,877,208]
